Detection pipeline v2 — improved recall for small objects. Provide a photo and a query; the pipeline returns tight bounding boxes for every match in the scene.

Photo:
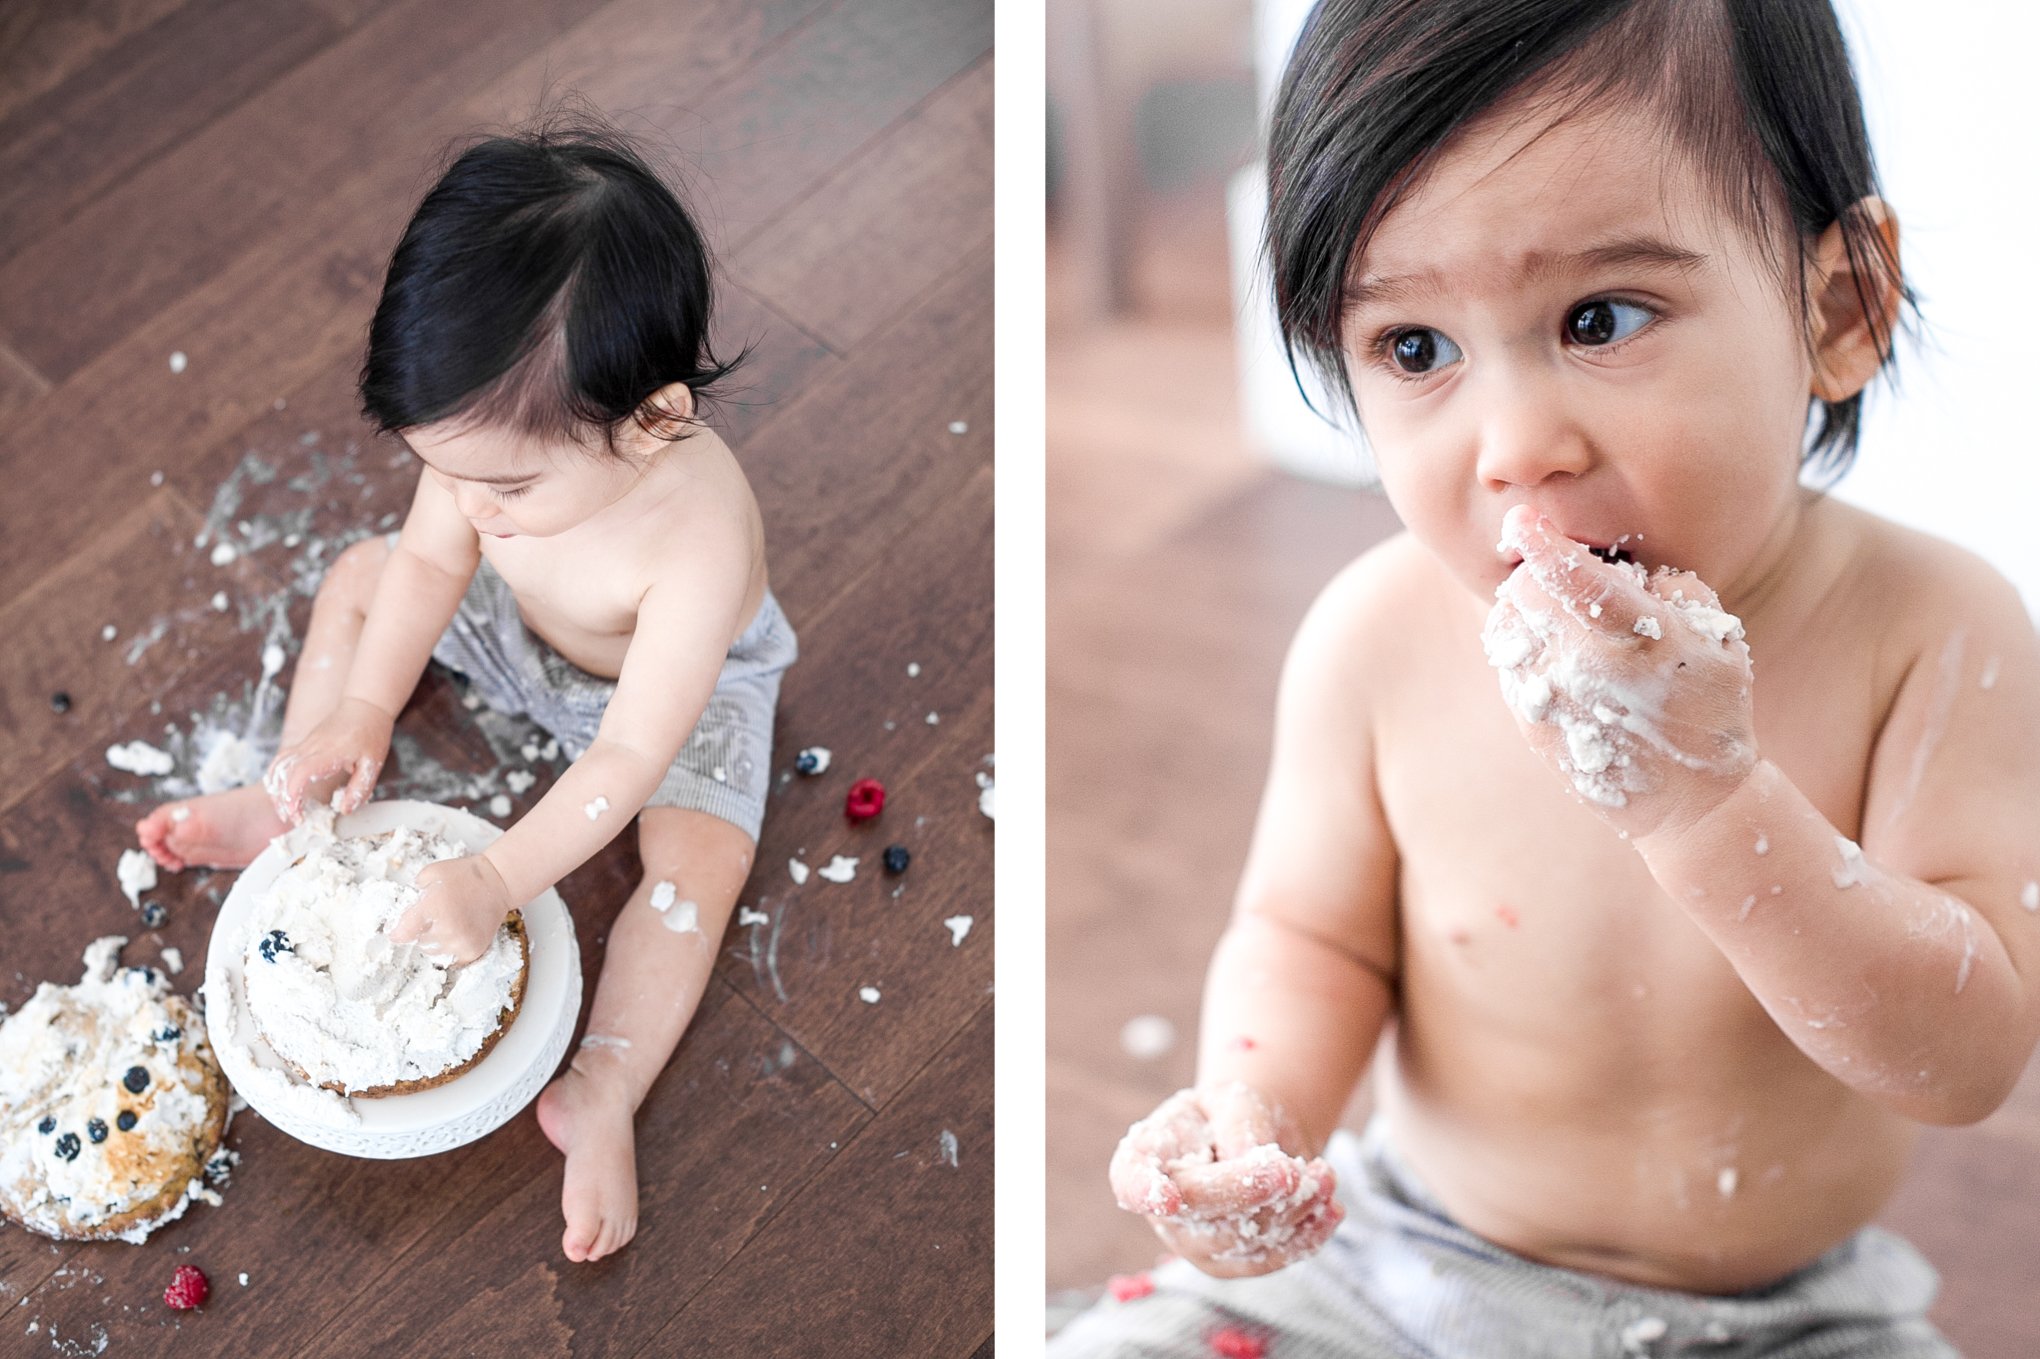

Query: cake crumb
[583,796,610,821]
[859,986,881,1004]
[817,855,859,884]
[738,907,769,927]
[788,859,810,885]
[943,915,973,946]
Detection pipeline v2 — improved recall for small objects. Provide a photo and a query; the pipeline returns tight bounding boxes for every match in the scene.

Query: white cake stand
[202,800,581,1159]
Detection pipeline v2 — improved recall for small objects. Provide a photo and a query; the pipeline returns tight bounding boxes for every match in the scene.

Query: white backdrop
[1832,0,2040,615]
[1233,0,2040,615]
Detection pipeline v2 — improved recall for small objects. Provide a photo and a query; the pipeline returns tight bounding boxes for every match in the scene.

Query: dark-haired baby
[134,122,795,1266]
[1054,1,2039,1355]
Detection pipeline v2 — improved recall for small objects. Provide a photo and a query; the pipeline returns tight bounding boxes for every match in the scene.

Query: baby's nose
[1473,380,1592,488]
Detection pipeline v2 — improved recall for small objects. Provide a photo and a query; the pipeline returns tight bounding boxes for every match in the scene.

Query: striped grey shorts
[1048,1118,1955,1358]
[426,547,797,841]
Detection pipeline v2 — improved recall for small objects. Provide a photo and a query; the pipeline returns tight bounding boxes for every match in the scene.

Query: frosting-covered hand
[1108,1082,1341,1278]
[394,854,514,967]
[264,697,392,825]
[1483,505,1757,841]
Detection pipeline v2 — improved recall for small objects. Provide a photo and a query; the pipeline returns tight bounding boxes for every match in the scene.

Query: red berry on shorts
[1108,1271,1155,1302]
[1209,1326,1266,1359]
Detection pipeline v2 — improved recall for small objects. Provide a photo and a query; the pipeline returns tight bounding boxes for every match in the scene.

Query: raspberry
[164,1264,208,1311]
[1209,1326,1265,1359]
[844,778,885,822]
[1107,1272,1154,1302]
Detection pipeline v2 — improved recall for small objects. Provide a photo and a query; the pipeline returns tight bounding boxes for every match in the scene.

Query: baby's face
[401,421,650,540]
[1342,99,1817,607]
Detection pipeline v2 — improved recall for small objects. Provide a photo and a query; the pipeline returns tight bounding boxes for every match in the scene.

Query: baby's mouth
[1586,544,1637,566]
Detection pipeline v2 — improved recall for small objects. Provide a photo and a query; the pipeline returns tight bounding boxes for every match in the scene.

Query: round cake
[241,813,528,1097]
[0,937,231,1242]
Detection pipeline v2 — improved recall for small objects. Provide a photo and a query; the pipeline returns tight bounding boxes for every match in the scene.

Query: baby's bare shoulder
[1828,500,2029,645]
[1292,529,1451,688]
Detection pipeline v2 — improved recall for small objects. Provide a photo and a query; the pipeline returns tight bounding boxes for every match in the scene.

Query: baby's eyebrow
[1344,235,1710,312]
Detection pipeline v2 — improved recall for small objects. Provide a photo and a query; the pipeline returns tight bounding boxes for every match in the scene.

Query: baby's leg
[536,806,755,1263]
[136,537,394,871]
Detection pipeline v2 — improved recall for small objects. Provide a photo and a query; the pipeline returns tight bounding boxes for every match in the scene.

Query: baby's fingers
[1110,1141,1184,1217]
[1205,1082,1279,1160]
[1173,1144,1303,1217]
[338,754,382,814]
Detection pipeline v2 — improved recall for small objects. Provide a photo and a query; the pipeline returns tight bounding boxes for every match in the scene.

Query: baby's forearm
[1194,910,1394,1151]
[342,545,473,719]
[481,739,668,910]
[1638,759,2028,1124]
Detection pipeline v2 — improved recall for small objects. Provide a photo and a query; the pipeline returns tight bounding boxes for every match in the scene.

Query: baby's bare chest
[481,538,647,674]
[1375,628,1884,1007]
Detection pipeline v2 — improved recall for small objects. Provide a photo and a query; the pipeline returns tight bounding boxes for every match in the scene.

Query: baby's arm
[1111,552,1404,1274]
[1492,509,2040,1122]
[268,473,480,818]
[474,523,756,919]
[1633,551,2040,1125]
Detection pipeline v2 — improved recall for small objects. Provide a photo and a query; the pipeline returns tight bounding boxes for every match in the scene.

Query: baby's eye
[1386,328,1462,375]
[1565,300,1653,346]
[495,482,534,500]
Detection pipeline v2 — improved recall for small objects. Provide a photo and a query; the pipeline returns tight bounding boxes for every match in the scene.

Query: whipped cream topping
[0,937,226,1240]
[241,808,522,1094]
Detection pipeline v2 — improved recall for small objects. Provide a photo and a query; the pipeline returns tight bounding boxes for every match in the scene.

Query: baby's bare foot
[536,1058,639,1263]
[134,786,289,872]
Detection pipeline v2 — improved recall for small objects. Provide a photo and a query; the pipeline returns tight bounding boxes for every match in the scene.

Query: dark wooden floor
[1044,219,2040,1356]
[0,2,992,1355]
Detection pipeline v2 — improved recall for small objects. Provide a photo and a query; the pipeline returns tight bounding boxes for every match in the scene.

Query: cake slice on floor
[0,937,232,1242]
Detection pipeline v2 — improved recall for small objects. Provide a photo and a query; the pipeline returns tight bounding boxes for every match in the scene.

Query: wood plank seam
[0,336,50,395]
[622,993,992,1359]
[727,47,993,258]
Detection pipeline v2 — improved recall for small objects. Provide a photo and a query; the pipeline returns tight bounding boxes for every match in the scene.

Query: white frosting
[240,810,522,1094]
[976,771,996,820]
[116,850,157,909]
[107,742,174,777]
[797,746,831,774]
[817,855,859,883]
[788,858,810,885]
[0,938,225,1239]
[858,986,881,1004]
[943,915,973,946]
[583,796,610,821]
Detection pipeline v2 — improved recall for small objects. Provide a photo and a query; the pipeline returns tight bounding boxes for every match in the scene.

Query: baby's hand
[1108,1082,1342,1278]
[1483,506,1756,841]
[264,698,393,824]
[392,854,514,967]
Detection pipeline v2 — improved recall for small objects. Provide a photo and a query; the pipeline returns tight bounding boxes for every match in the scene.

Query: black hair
[359,102,743,457]
[1265,0,1915,484]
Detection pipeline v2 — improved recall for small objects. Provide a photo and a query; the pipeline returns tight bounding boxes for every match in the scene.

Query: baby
[1054,2,2040,1355]
[133,111,796,1265]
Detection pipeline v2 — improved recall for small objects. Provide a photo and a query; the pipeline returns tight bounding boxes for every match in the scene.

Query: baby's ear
[1807,197,1902,402]
[638,381,697,437]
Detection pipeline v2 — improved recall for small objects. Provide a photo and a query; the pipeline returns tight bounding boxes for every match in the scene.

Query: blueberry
[37,1116,54,1135]
[153,1025,182,1043]
[54,1133,80,1161]
[795,750,820,775]
[123,1066,149,1094]
[258,929,293,963]
[141,901,167,929]
[116,1111,137,1132]
[126,965,158,985]
[49,691,71,714]
[882,845,911,875]
[87,1119,106,1144]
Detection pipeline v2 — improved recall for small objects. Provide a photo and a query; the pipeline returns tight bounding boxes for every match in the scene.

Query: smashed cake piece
[0,938,231,1242]
[242,809,527,1098]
